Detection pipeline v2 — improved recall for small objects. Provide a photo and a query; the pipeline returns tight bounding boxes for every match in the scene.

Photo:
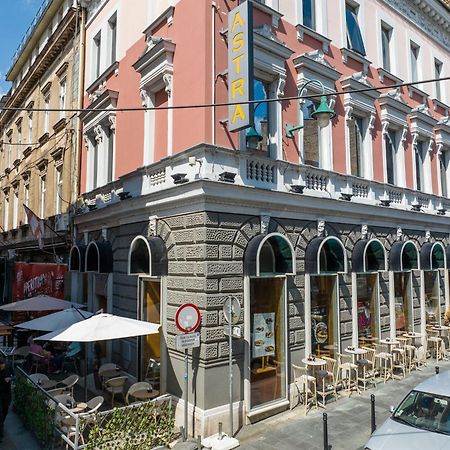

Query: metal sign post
[175,304,201,442]
[223,296,241,438]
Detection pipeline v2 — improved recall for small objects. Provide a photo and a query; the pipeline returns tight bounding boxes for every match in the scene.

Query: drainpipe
[211,1,218,145]
[75,2,86,201]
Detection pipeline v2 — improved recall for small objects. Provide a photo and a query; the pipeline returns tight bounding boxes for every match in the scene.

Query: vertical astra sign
[228,1,254,132]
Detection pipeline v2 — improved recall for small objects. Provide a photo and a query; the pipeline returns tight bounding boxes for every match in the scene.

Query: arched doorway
[305,236,347,358]
[128,235,168,387]
[244,233,295,412]
[351,239,387,347]
[389,241,419,335]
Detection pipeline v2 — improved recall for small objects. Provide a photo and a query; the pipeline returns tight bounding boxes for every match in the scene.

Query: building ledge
[432,98,449,116]
[52,117,66,133]
[38,132,49,145]
[377,68,403,85]
[252,1,283,28]
[23,146,32,158]
[86,61,119,97]
[340,48,371,74]
[408,85,428,104]
[296,24,331,53]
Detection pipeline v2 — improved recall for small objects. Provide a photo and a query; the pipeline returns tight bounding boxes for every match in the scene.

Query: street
[238,360,450,450]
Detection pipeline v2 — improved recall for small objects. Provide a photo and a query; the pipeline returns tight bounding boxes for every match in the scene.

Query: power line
[0,76,449,115]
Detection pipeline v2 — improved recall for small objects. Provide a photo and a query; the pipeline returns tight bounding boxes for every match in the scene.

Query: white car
[365,370,450,450]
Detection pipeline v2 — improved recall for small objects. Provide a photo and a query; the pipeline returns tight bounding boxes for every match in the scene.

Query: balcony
[81,145,450,218]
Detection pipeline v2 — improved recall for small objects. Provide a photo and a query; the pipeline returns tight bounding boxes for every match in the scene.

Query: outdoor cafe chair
[374,344,393,383]
[359,347,377,390]
[82,396,104,415]
[59,374,79,397]
[292,364,317,414]
[29,351,50,373]
[105,375,128,406]
[316,356,337,406]
[98,363,120,388]
[336,353,359,395]
[126,381,153,405]
[144,358,160,388]
[29,373,49,384]
[47,387,67,397]
[12,346,29,367]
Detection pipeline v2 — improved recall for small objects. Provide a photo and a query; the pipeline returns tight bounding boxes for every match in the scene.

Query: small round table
[131,389,160,401]
[344,347,367,364]
[69,402,87,414]
[379,339,400,347]
[302,357,326,367]
[41,379,58,390]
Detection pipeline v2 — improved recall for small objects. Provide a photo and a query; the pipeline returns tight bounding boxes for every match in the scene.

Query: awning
[420,242,446,270]
[69,244,86,272]
[128,235,168,276]
[389,241,419,271]
[352,239,386,273]
[244,233,295,277]
[305,236,346,274]
[85,241,113,273]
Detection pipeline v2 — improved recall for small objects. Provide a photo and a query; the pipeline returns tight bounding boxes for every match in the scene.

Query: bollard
[180,426,186,442]
[323,412,330,450]
[218,421,223,440]
[197,435,202,450]
[371,394,376,434]
[436,366,440,375]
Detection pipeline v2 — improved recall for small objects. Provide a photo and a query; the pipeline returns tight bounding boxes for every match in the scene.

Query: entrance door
[140,280,161,388]
[394,272,412,332]
[249,277,286,409]
[310,275,338,358]
[424,271,439,325]
[357,273,379,347]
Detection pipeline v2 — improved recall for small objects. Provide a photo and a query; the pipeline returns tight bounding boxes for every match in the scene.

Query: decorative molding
[94,125,103,143]
[425,230,431,242]
[380,0,450,49]
[148,215,158,237]
[252,0,283,28]
[317,219,326,237]
[400,127,408,146]
[361,224,368,239]
[345,105,353,122]
[296,24,331,53]
[108,114,116,132]
[277,76,286,97]
[381,120,390,136]
[260,214,271,235]
[427,139,434,154]
[101,228,107,240]
[412,132,419,148]
[140,88,150,107]
[377,68,403,85]
[396,227,403,241]
[163,73,173,97]
[340,48,371,74]
[368,112,376,133]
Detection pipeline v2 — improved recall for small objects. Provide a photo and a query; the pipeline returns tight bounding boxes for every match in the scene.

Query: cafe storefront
[244,233,295,414]
[304,236,347,358]
[389,241,419,336]
[420,242,446,327]
[351,239,387,347]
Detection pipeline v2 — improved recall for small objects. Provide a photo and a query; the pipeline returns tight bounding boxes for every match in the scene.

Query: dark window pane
[303,99,319,167]
[252,79,270,153]
[303,0,315,30]
[385,132,396,185]
[415,142,424,191]
[381,26,391,72]
[440,152,447,197]
[346,4,366,56]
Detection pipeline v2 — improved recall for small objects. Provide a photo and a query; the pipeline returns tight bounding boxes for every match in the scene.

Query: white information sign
[175,332,200,351]
[252,312,275,358]
[223,325,241,339]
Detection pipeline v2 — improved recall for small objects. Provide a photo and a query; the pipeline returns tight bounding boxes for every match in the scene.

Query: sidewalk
[238,360,450,450]
[1,408,41,450]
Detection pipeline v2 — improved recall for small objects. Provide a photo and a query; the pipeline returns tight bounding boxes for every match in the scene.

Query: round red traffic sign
[175,303,201,333]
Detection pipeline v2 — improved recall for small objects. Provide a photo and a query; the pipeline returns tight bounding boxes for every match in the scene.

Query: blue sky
[0,0,43,97]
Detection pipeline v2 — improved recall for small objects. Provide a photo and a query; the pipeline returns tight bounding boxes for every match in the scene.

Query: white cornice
[380,0,450,50]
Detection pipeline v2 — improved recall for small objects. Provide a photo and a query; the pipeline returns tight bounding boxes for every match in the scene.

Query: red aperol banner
[13,262,68,301]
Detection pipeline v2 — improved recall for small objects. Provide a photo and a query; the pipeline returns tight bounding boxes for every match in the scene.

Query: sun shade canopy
[244,233,295,276]
[420,242,446,270]
[305,237,347,274]
[0,295,86,312]
[128,236,168,276]
[352,239,387,273]
[390,241,419,271]
[86,241,113,273]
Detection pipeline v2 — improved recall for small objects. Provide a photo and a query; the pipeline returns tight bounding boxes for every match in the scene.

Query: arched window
[420,242,446,270]
[390,241,419,271]
[69,244,86,272]
[85,241,113,273]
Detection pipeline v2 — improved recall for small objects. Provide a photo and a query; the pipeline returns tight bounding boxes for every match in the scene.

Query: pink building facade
[71,0,450,435]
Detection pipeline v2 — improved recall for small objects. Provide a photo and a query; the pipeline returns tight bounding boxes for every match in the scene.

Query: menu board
[252,313,275,358]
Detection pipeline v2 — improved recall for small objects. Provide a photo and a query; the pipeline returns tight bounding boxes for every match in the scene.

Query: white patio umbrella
[37,313,160,400]
[37,313,160,341]
[15,307,93,332]
[0,295,85,312]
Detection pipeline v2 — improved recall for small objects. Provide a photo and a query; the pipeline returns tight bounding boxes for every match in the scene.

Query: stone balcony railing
[81,144,450,216]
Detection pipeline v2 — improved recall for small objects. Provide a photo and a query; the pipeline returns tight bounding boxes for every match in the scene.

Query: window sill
[252,1,282,28]
[23,146,32,158]
[38,132,50,145]
[13,159,20,168]
[296,24,331,53]
[432,98,449,115]
[340,48,371,74]
[408,85,428,104]
[4,168,11,176]
[86,61,119,96]
[53,117,66,133]
[377,68,403,85]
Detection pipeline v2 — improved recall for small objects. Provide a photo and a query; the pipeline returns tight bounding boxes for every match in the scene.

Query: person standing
[0,357,13,442]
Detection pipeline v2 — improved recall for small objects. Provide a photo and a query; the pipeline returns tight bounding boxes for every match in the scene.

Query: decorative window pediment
[409,104,437,142]
[296,24,331,54]
[294,50,341,96]
[133,38,175,100]
[253,25,293,85]
[378,88,411,133]
[341,71,379,127]
[253,0,282,28]
[80,89,118,133]
[435,116,450,150]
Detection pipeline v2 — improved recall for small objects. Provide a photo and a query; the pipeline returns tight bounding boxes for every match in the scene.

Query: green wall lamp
[285,79,335,139]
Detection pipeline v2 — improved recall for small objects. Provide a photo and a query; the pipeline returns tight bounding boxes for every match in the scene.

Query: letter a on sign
[228,1,253,132]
